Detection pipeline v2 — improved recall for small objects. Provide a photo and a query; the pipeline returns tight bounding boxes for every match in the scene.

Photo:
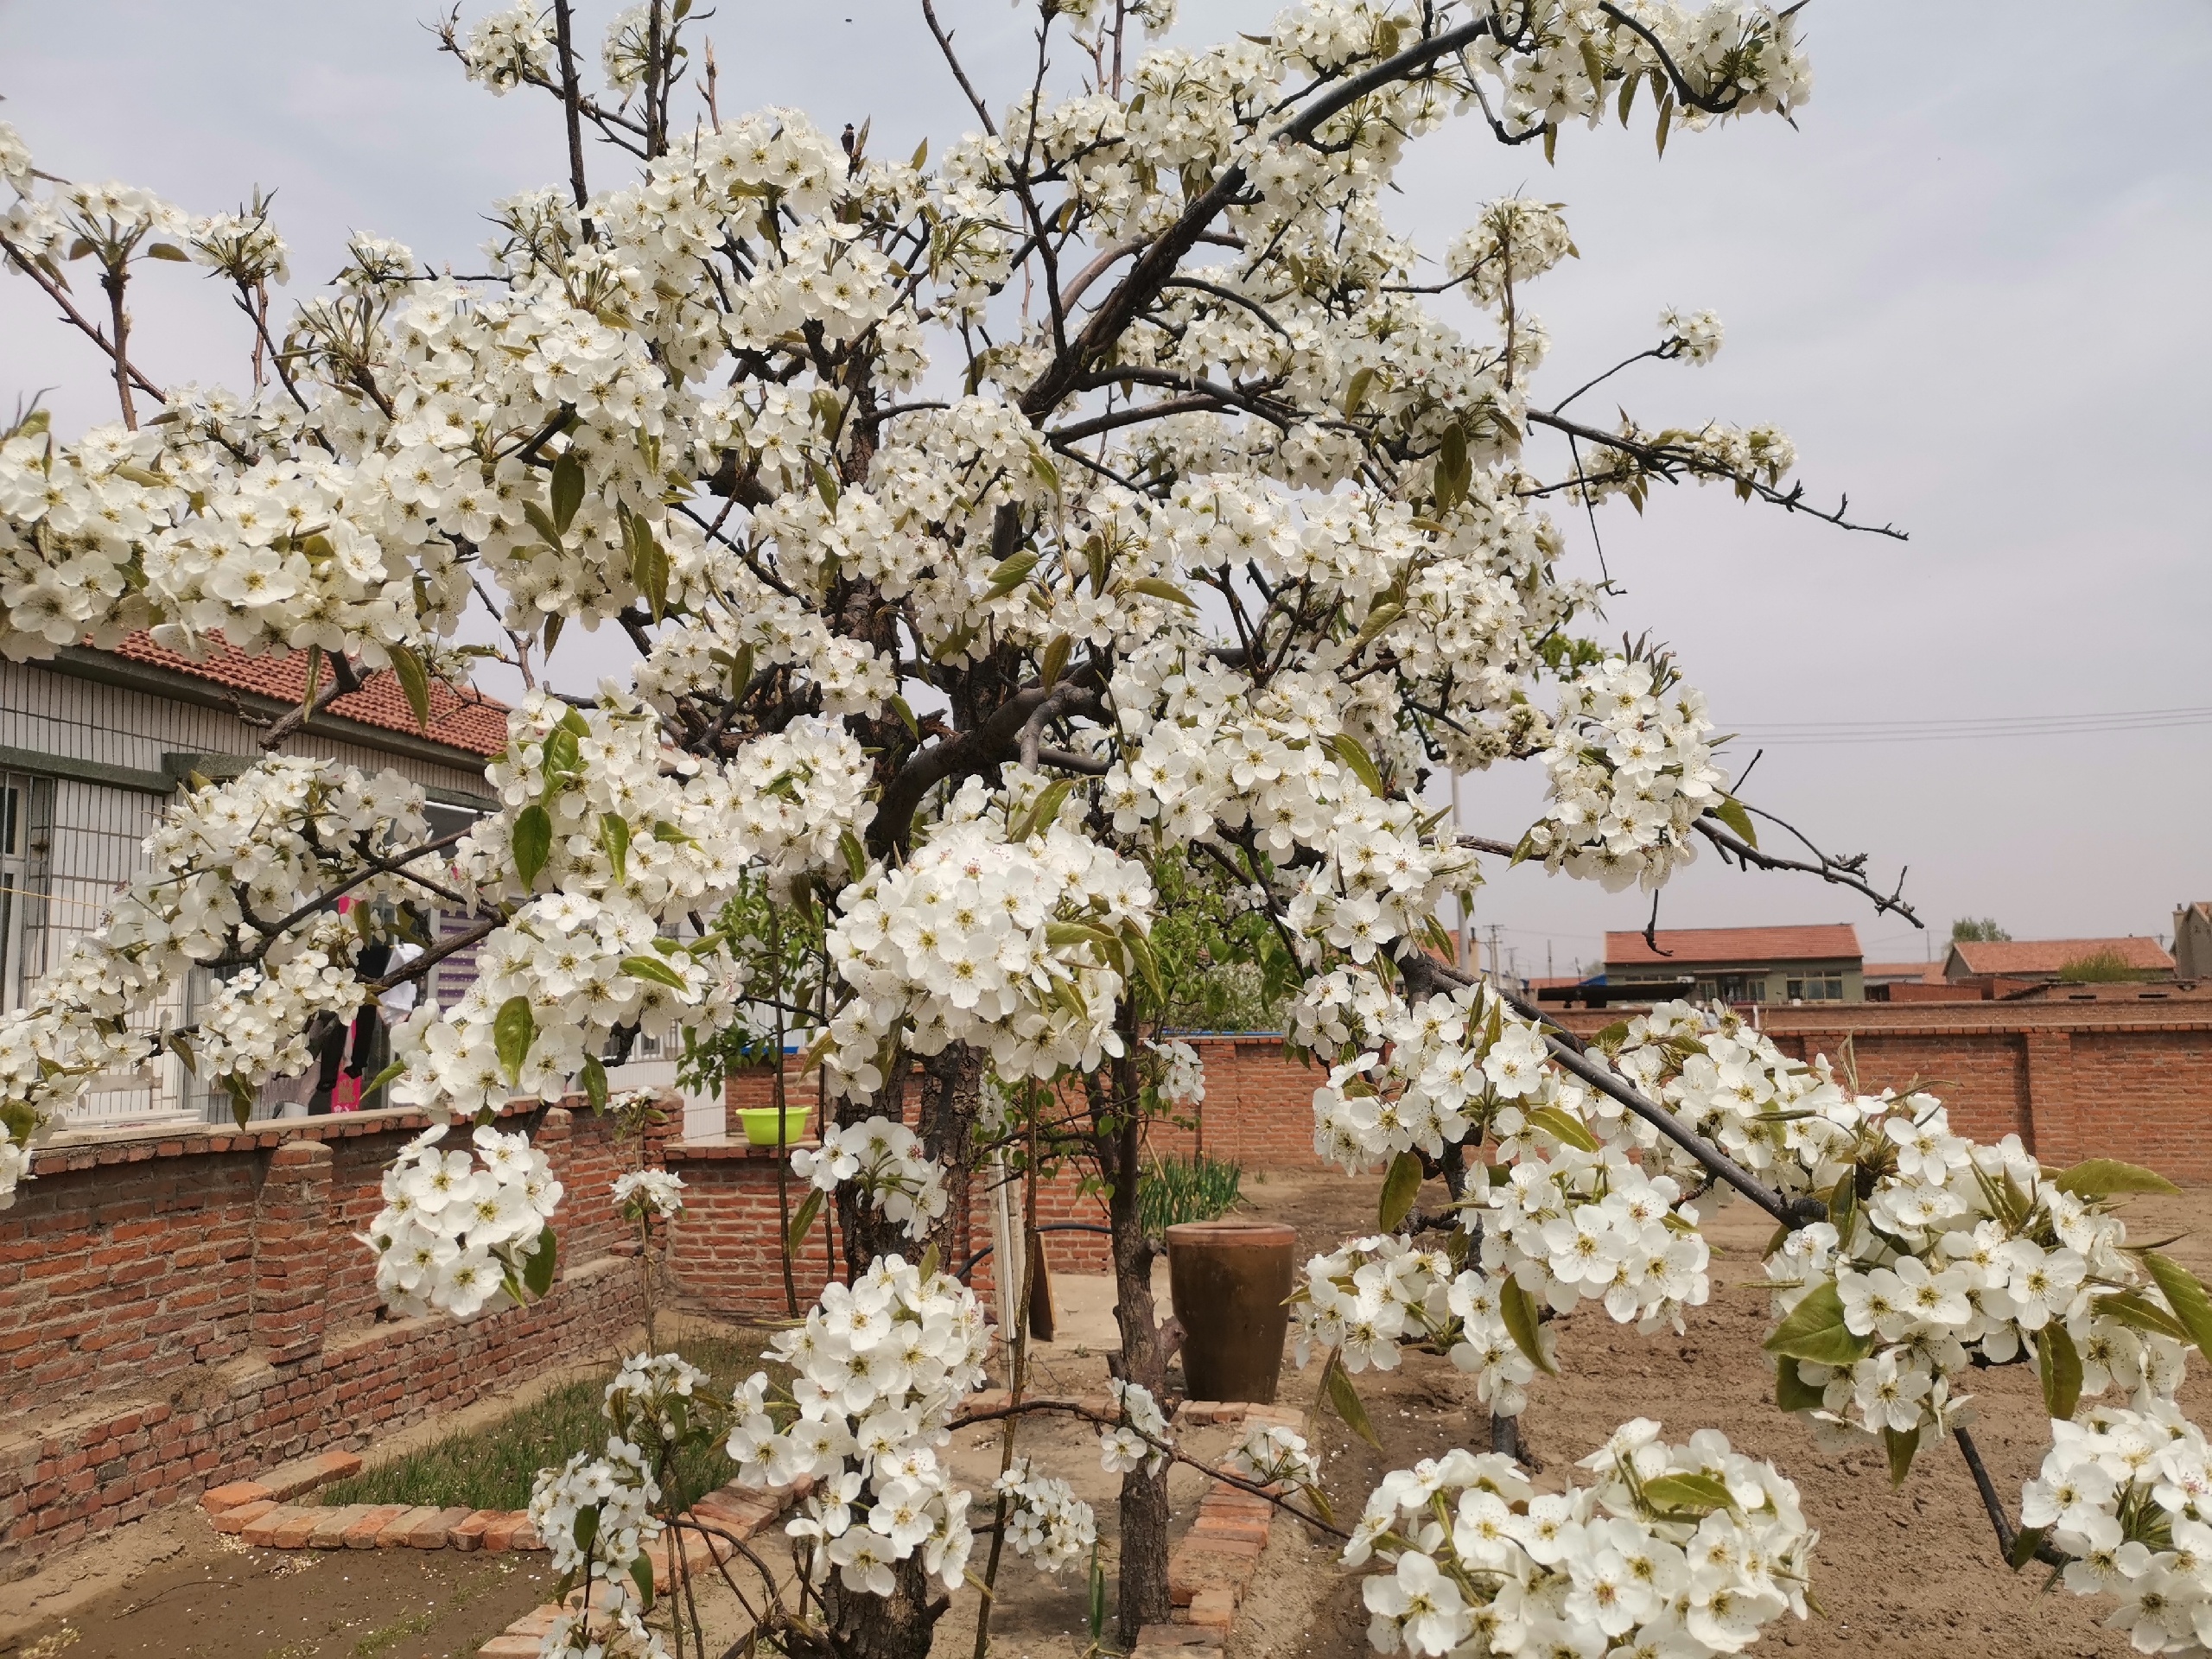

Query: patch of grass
[2058,948,2146,983]
[1138,1154,1243,1235]
[319,1331,773,1514]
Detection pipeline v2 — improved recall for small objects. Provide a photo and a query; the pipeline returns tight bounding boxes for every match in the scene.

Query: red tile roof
[1605,925,1861,968]
[1948,938,2175,978]
[1864,960,1943,984]
[111,632,510,758]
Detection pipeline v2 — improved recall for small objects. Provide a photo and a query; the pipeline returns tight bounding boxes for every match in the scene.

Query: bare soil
[0,1528,554,1659]
[1223,1166,2212,1659]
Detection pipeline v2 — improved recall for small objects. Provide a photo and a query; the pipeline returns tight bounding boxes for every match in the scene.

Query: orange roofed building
[1601,923,1864,1006]
[1942,937,2175,985]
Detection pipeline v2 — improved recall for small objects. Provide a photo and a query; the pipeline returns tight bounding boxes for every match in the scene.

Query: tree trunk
[820,1045,981,1659]
[1102,1051,1173,1646]
[820,1559,943,1659]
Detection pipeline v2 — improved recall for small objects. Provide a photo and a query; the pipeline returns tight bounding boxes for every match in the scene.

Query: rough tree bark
[1099,1046,1173,1645]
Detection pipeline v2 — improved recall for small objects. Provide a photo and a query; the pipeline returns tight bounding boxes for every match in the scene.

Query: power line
[1728,705,2212,746]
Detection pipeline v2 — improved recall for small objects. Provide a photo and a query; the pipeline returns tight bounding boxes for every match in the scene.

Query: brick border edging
[476,1480,807,1658]
[204,1398,1299,1656]
[199,1449,549,1554]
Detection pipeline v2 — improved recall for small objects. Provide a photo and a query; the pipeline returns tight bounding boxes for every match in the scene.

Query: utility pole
[1486,924,1503,983]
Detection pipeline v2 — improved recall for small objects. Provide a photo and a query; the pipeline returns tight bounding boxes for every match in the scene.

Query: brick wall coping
[1550,1006,2212,1039]
[664,1134,817,1162]
[30,1096,551,1175]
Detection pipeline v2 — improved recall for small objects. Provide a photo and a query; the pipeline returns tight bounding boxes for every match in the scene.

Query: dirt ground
[0,1514,555,1659]
[10,1173,2209,1659]
[1220,1166,2212,1659]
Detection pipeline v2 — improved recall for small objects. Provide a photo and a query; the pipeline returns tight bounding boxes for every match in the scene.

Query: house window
[1785,975,1844,1001]
[0,772,54,1015]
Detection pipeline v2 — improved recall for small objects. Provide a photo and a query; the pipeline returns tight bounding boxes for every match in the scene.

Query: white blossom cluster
[0,757,431,1196]
[2027,1405,2212,1654]
[791,1116,948,1243]
[1097,1379,1172,1478]
[1146,1038,1205,1108]
[365,1122,564,1319]
[821,777,1153,1096]
[1289,1235,1541,1420]
[995,1457,1098,1574]
[1229,1422,1325,1497]
[612,1168,686,1222]
[723,1257,987,1599]
[1523,655,1727,892]
[1603,1002,2193,1454]
[1345,1421,1815,1659]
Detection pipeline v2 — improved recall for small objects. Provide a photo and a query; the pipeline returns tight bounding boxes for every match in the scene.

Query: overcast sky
[3,1,2207,976]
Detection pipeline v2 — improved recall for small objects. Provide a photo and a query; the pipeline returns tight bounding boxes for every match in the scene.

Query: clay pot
[1165,1220,1297,1403]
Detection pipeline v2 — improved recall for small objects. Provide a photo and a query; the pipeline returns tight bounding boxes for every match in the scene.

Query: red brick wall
[0,1101,650,1574]
[1550,1004,2212,1180]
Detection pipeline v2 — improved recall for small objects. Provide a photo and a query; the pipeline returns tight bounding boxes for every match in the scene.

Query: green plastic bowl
[736,1105,813,1147]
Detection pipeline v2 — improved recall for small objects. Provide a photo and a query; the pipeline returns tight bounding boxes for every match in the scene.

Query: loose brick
[482,1511,531,1553]
[200,1479,271,1514]
[241,1505,314,1548]
[344,1505,410,1548]
[1185,1590,1236,1633]
[476,1638,545,1659]
[310,1505,373,1548]
[449,1510,498,1552]
[377,1506,444,1547]
[210,1497,278,1535]
[405,1505,477,1548]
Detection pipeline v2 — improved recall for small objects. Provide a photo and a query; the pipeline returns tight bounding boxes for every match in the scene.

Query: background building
[1601,924,1864,1005]
[0,633,505,1126]
[1941,936,2175,986]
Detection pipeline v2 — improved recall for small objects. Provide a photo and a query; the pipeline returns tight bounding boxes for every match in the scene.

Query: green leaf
[620,955,691,991]
[1774,1355,1826,1413]
[629,517,671,620]
[1122,926,1164,1006]
[837,830,869,883]
[2145,1251,2212,1356]
[1377,1150,1424,1233]
[1883,1424,1921,1486]
[581,1053,608,1114]
[1014,779,1073,842]
[809,459,840,511]
[785,1186,825,1258]
[2053,1159,2180,1199]
[887,694,919,738]
[2093,1289,2190,1344]
[1709,793,1757,849]
[629,1552,655,1611]
[1762,1279,1872,1366]
[1039,632,1071,690]
[1321,1351,1383,1449]
[1827,1168,1858,1247]
[524,1225,559,1298]
[2008,1524,2050,1572]
[389,643,433,730]
[512,804,553,891]
[984,550,1039,600]
[1326,733,1385,797]
[1434,423,1470,512]
[1343,366,1376,416]
[1522,1105,1599,1154]
[145,241,190,262]
[550,450,585,534]
[599,813,631,885]
[523,499,565,552]
[1498,1274,1557,1376]
[572,1503,599,1554]
[1348,601,1403,658]
[1127,575,1199,610]
[361,1059,406,1098]
[2034,1322,2082,1421]
[493,995,536,1085]
[225,1074,257,1128]
[1643,1471,1732,1517]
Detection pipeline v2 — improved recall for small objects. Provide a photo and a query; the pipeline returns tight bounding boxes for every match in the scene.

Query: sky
[3,1,2207,979]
